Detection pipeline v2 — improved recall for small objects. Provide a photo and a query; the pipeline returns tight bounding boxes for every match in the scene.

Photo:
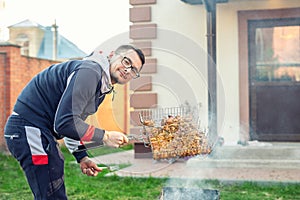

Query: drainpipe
[52,20,58,60]
[203,0,217,138]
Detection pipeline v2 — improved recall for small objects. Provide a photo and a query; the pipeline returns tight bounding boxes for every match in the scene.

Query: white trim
[64,137,81,153]
[53,71,75,134]
[25,126,47,156]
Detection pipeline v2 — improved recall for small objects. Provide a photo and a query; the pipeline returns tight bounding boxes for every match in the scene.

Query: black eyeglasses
[120,56,140,79]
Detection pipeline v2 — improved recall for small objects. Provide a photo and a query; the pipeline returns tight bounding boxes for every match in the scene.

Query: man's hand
[103,131,129,148]
[80,156,102,176]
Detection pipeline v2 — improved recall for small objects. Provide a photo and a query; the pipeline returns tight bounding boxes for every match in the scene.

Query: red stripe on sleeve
[81,125,95,141]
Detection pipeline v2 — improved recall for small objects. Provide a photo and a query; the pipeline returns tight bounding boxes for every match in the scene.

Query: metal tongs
[138,113,151,148]
[98,164,120,172]
[74,137,134,153]
[74,113,151,152]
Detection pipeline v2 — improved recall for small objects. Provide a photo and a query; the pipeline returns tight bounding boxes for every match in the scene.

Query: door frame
[238,7,300,142]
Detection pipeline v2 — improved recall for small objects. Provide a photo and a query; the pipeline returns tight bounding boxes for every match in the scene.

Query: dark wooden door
[249,17,300,141]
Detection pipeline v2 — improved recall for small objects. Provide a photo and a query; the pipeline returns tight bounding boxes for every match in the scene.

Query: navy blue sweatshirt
[13,56,113,162]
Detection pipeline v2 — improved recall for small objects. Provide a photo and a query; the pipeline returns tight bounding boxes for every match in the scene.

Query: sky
[0,0,130,53]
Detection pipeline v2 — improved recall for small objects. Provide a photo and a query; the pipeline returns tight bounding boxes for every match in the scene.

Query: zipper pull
[112,89,116,101]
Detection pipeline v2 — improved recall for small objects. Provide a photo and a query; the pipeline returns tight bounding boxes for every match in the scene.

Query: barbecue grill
[137,103,214,162]
[160,187,220,200]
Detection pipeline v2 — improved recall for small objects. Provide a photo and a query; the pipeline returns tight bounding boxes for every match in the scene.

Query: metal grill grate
[139,103,201,128]
[138,103,212,161]
[160,187,220,200]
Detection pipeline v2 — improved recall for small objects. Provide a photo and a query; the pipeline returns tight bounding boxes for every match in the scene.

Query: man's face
[110,50,143,85]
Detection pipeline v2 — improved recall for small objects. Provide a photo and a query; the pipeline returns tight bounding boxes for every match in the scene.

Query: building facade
[128,0,300,145]
[8,19,86,61]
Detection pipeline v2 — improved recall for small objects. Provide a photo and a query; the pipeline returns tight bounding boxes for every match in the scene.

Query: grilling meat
[143,119,154,127]
[143,115,211,160]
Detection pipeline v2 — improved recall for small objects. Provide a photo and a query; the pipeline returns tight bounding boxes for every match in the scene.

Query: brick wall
[0,44,57,151]
[0,52,7,151]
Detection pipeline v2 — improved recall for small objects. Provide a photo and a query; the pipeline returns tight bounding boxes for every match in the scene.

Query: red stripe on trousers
[32,155,48,165]
[81,125,95,141]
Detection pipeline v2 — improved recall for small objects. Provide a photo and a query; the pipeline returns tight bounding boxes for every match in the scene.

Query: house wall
[92,84,128,133]
[9,27,45,57]
[147,0,300,144]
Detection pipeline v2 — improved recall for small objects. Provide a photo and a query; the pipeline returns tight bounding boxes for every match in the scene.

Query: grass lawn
[1,145,300,200]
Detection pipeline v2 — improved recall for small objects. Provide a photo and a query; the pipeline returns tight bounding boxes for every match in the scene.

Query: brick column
[129,0,158,157]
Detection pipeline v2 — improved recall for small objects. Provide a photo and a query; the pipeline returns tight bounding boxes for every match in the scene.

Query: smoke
[161,176,220,200]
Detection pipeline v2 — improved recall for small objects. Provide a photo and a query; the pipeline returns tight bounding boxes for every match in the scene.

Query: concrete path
[91,148,300,183]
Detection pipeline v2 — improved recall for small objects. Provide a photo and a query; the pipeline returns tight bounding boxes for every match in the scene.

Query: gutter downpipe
[203,0,217,139]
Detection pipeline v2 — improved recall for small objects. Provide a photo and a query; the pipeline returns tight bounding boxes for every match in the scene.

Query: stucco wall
[150,0,300,144]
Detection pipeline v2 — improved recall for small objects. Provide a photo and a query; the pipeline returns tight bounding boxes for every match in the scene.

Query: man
[4,44,145,199]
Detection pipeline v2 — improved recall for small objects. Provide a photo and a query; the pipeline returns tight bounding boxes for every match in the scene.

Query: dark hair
[115,45,145,67]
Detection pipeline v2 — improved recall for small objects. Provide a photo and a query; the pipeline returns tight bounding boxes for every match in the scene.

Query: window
[253,19,300,82]
[16,33,30,56]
